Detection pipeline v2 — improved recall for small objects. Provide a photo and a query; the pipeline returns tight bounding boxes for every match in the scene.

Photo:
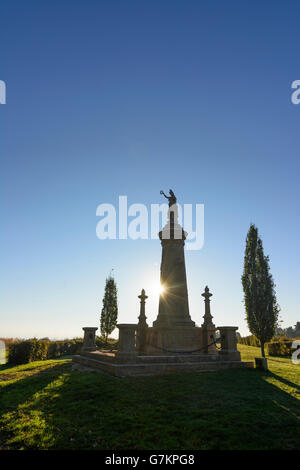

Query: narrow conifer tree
[242,224,280,357]
[100,275,118,344]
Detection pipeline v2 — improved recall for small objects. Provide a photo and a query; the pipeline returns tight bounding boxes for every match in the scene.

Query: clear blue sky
[1,1,299,339]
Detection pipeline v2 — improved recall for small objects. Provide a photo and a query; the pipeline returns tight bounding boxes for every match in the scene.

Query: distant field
[0,345,299,450]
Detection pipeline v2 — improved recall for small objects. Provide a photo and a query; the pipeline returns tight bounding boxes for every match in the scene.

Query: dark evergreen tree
[100,275,118,344]
[242,224,280,357]
[286,326,295,338]
[294,322,300,337]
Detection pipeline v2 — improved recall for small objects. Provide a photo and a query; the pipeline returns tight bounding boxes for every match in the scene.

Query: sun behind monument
[148,280,164,296]
[158,284,164,294]
[74,190,250,376]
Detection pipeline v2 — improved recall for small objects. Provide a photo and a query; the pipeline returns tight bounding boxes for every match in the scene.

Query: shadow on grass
[267,357,291,364]
[0,363,70,408]
[0,363,17,372]
[0,364,299,450]
[267,370,300,392]
[0,357,71,372]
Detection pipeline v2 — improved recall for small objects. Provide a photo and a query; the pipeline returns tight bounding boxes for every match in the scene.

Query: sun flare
[149,281,164,296]
[158,284,165,295]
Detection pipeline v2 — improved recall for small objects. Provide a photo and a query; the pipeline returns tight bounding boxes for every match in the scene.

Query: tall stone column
[153,203,195,328]
[144,191,202,355]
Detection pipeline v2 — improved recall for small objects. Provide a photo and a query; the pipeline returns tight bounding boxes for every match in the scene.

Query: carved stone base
[218,350,241,361]
[73,351,253,377]
[143,326,204,355]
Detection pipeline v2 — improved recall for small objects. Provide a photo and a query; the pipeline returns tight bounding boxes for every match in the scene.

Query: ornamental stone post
[201,286,217,354]
[136,289,149,354]
[82,327,98,351]
[217,326,241,361]
[116,324,138,363]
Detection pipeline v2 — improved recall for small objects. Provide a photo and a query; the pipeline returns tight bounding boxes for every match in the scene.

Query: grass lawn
[0,345,299,450]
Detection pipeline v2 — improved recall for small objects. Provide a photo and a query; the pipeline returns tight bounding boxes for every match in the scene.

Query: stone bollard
[82,327,98,352]
[255,357,268,371]
[217,326,241,361]
[115,324,138,363]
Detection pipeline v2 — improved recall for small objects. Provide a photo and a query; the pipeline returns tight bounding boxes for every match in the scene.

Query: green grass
[0,346,299,450]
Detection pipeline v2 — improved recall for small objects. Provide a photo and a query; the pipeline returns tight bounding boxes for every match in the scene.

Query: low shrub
[267,341,294,357]
[95,336,118,350]
[8,338,83,365]
[272,336,293,342]
[46,339,82,358]
[8,339,48,364]
[7,336,120,365]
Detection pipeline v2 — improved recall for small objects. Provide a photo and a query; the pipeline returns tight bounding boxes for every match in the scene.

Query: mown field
[0,345,299,450]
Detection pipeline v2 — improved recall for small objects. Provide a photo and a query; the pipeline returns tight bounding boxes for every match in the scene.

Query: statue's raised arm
[160,189,177,207]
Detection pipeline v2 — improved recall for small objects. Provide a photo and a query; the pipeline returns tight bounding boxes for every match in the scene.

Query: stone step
[82,350,116,362]
[72,354,253,377]
[82,350,219,364]
[137,354,219,364]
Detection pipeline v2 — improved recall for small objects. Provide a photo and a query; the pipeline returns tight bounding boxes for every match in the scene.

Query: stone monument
[144,190,203,354]
[73,190,253,376]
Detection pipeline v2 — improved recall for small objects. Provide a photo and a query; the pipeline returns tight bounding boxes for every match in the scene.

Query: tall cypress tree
[242,224,280,357]
[100,275,118,344]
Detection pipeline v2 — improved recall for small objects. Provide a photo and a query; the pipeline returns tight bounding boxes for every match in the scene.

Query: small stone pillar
[116,324,138,363]
[217,326,241,361]
[255,357,268,371]
[201,286,217,354]
[136,289,149,354]
[82,327,98,351]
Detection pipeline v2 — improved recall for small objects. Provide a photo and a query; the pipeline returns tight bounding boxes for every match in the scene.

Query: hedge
[46,339,83,359]
[237,335,261,347]
[8,339,48,364]
[8,338,83,365]
[95,336,118,350]
[267,341,294,357]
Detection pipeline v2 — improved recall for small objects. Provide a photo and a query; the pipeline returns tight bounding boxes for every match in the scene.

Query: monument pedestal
[143,326,203,355]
